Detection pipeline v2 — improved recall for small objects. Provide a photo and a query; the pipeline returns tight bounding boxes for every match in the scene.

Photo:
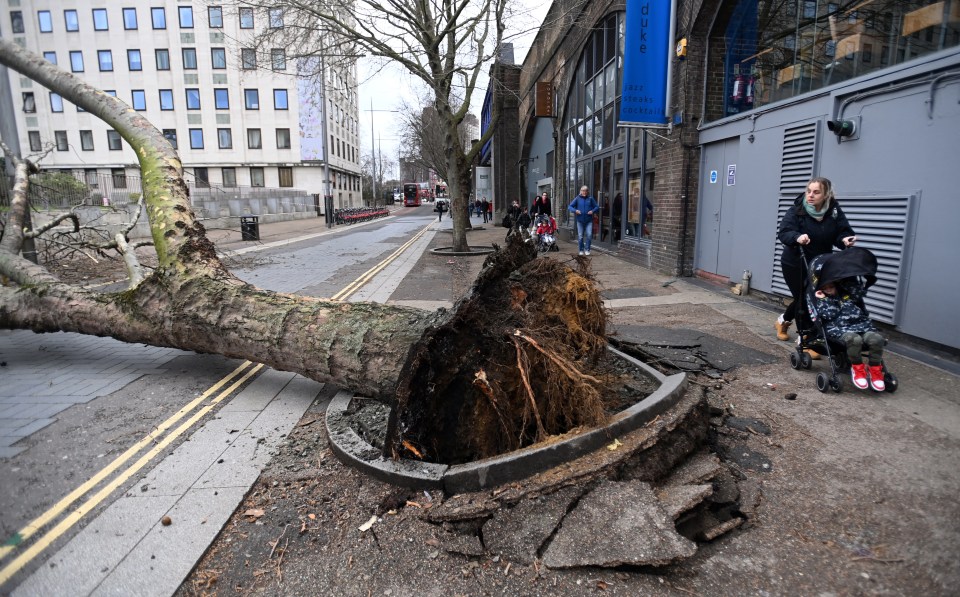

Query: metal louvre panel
[772,122,818,296]
[835,194,911,325]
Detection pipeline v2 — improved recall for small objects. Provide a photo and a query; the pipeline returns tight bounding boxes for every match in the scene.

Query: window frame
[189,128,204,149]
[273,89,289,110]
[97,50,113,72]
[11,10,24,34]
[276,128,291,149]
[178,6,194,29]
[214,88,230,109]
[271,48,286,71]
[127,49,142,71]
[43,51,57,64]
[80,130,95,151]
[70,51,84,72]
[50,92,64,113]
[22,92,36,113]
[37,10,53,33]
[222,167,237,187]
[211,47,227,69]
[28,131,42,152]
[241,48,256,70]
[217,128,233,149]
[162,129,178,149]
[92,8,108,31]
[182,48,198,70]
[269,8,284,28]
[239,7,254,29]
[159,89,174,110]
[185,88,201,110]
[247,128,262,149]
[131,89,146,111]
[208,6,223,28]
[107,130,123,151]
[250,167,265,187]
[122,7,137,30]
[64,9,79,32]
[55,130,68,151]
[155,49,170,70]
[244,89,260,110]
[151,7,166,30]
[278,166,293,187]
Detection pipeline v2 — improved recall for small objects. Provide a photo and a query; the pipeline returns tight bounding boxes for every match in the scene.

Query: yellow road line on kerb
[0,362,263,585]
[330,222,433,302]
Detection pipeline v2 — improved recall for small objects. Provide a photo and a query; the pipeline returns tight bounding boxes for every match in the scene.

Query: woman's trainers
[850,363,869,390]
[868,365,886,392]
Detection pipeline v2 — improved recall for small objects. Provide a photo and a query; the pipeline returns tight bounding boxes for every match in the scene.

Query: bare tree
[231,0,509,252]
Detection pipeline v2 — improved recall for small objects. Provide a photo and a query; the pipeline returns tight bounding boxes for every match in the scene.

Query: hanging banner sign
[619,0,672,127]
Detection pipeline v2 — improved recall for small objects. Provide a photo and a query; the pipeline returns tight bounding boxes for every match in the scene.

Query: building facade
[515,0,959,350]
[3,0,362,208]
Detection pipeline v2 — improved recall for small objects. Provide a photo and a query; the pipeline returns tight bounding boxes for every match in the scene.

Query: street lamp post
[365,105,400,208]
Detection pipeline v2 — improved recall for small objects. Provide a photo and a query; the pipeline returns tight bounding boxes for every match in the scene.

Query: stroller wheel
[816,372,830,393]
[884,372,899,393]
[830,374,843,393]
[800,351,813,369]
[790,352,802,370]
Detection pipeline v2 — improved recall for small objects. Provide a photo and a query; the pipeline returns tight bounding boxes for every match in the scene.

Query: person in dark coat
[481,196,489,223]
[532,192,551,216]
[776,177,857,358]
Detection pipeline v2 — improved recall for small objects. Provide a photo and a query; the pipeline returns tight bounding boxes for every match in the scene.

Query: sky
[357,1,552,181]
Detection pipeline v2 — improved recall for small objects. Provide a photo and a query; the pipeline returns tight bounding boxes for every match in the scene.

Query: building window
[218,128,233,149]
[131,89,146,110]
[194,167,210,188]
[271,48,286,71]
[22,92,36,113]
[244,89,259,109]
[10,11,24,34]
[28,131,42,152]
[80,130,94,151]
[214,88,229,109]
[70,51,84,72]
[159,89,174,110]
[38,10,53,32]
[239,7,254,29]
[222,167,237,187]
[151,7,166,30]
[185,88,200,110]
[43,51,57,64]
[123,7,137,30]
[112,168,127,188]
[241,48,256,69]
[208,6,223,28]
[278,167,293,187]
[98,50,113,71]
[92,8,108,31]
[276,128,291,149]
[247,128,262,149]
[182,48,197,69]
[127,49,142,71]
[163,129,177,149]
[178,6,194,28]
[211,48,226,69]
[55,130,68,151]
[269,8,283,28]
[189,129,203,149]
[50,92,63,112]
[84,169,99,188]
[274,89,288,110]
[250,167,265,187]
[64,9,79,32]
[107,130,122,150]
[155,49,170,70]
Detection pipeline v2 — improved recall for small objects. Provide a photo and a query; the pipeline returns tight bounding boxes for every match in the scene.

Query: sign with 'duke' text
[619,0,672,127]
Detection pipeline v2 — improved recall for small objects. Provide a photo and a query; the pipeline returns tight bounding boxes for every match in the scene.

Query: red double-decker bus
[403,183,421,207]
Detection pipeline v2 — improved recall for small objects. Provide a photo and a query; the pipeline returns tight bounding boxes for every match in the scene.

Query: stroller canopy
[809,246,878,290]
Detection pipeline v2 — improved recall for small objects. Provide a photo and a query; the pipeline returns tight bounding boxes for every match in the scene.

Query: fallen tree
[0,40,613,462]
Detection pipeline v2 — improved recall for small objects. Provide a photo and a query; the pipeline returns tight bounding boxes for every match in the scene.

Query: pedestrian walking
[435,200,447,222]
[481,197,490,223]
[568,186,599,256]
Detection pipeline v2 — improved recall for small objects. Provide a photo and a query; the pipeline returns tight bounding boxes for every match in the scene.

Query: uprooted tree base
[385,233,623,465]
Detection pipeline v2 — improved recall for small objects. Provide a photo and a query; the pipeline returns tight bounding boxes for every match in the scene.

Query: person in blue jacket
[568,185,599,256]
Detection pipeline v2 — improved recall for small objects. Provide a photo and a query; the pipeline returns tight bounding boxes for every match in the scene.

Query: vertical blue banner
[619,0,672,126]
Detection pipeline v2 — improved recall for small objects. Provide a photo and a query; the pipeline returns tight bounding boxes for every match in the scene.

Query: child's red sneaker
[850,364,869,390]
[868,365,885,392]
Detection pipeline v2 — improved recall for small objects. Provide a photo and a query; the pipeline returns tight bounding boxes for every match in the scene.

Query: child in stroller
[532,213,559,253]
[792,246,898,394]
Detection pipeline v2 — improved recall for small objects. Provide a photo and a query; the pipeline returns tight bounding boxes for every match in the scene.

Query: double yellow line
[1,218,436,586]
[0,361,263,585]
[330,222,434,302]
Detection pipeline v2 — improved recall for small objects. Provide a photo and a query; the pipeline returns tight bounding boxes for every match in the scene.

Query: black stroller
[790,246,899,394]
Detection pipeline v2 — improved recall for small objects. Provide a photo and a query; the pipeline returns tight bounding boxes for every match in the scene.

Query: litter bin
[240,215,260,241]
